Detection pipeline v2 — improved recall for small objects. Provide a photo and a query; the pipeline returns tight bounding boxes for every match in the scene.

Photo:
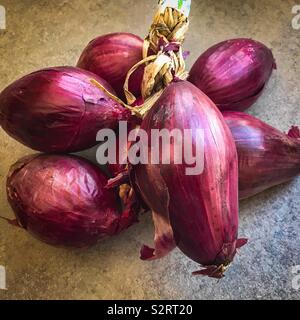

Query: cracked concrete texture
[0,0,299,300]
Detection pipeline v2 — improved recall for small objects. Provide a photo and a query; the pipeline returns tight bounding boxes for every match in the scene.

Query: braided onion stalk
[91,0,191,118]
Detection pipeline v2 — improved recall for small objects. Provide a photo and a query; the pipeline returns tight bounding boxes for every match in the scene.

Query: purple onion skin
[131,81,246,278]
[77,33,144,101]
[0,67,131,153]
[188,39,276,112]
[6,154,137,248]
[223,112,300,199]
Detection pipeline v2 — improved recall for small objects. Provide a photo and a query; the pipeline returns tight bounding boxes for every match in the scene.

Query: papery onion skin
[131,81,246,278]
[188,39,276,112]
[77,33,144,101]
[224,111,300,199]
[0,67,131,153]
[6,154,137,248]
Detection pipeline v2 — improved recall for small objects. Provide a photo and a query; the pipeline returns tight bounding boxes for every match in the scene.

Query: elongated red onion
[6,154,138,247]
[223,112,300,199]
[131,81,246,278]
[0,67,131,153]
[77,33,144,101]
[188,39,276,112]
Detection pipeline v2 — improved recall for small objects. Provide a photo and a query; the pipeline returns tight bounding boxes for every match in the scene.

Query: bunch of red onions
[1,3,299,280]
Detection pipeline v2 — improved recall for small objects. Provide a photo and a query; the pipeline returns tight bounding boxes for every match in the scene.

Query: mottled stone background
[0,0,299,300]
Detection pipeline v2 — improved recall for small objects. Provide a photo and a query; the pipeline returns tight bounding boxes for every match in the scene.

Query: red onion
[131,81,246,278]
[223,112,300,199]
[77,33,144,101]
[6,154,138,247]
[0,67,131,153]
[188,39,276,112]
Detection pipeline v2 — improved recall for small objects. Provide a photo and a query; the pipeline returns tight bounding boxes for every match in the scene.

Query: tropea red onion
[130,81,247,278]
[223,111,300,199]
[0,67,131,153]
[77,33,144,101]
[5,154,138,247]
[188,38,276,112]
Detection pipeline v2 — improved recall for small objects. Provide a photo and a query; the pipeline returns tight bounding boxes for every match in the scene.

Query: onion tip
[236,238,248,249]
[287,126,300,139]
[192,238,248,278]
[140,245,155,260]
[106,171,130,189]
[192,264,230,279]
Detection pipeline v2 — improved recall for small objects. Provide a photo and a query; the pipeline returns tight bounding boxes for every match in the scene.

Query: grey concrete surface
[0,0,299,300]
